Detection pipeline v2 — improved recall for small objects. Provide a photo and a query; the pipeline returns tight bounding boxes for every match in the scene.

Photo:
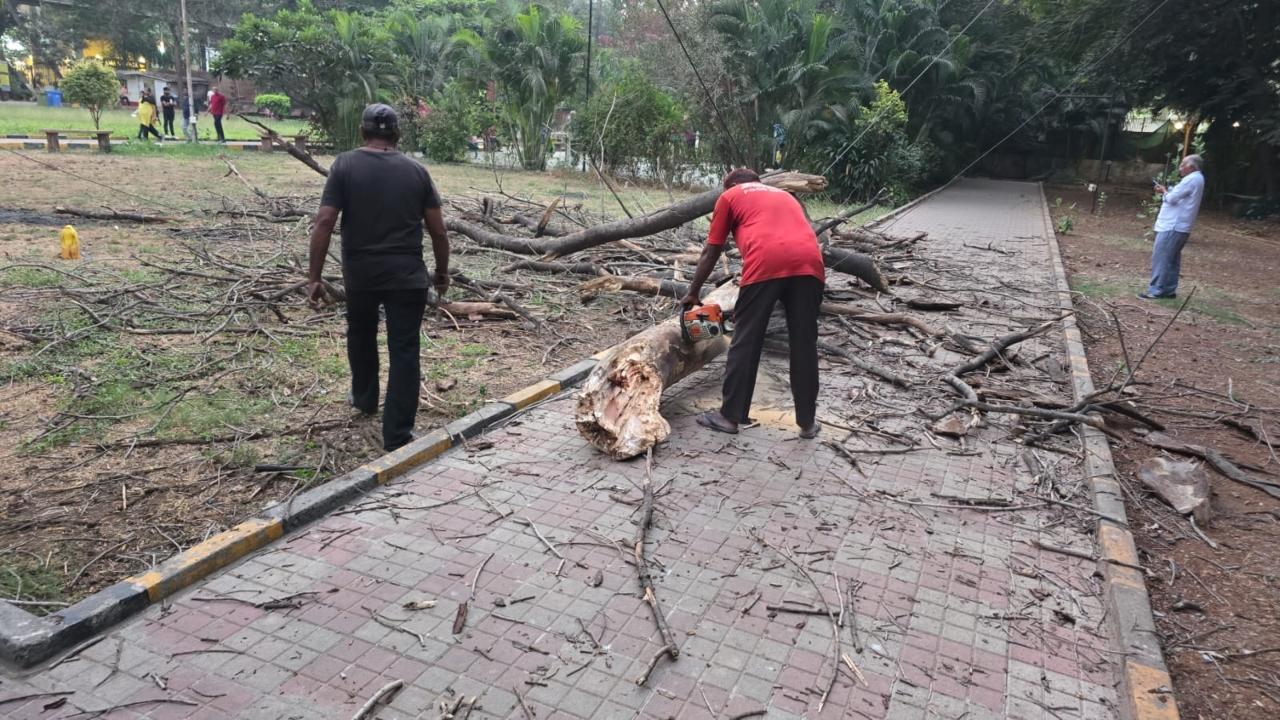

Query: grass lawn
[0,101,309,141]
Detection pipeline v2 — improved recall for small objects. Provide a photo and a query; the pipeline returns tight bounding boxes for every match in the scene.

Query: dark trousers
[162,109,175,136]
[721,275,823,428]
[346,289,428,451]
[213,114,225,141]
[138,123,162,140]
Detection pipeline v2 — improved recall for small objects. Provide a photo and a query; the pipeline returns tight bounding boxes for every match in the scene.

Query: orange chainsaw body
[681,303,732,342]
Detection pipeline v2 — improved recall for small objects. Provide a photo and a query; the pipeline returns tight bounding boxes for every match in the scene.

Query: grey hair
[1182,154,1203,170]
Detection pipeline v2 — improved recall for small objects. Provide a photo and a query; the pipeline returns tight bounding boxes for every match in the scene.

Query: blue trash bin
[45,89,62,107]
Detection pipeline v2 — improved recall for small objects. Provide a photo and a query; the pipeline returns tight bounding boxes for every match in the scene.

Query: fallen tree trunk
[576,282,739,459]
[54,206,170,224]
[446,172,827,258]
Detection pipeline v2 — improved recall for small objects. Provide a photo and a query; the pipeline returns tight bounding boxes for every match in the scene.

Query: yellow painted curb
[1099,524,1140,568]
[1123,662,1178,720]
[127,518,283,602]
[502,379,561,410]
[362,429,452,484]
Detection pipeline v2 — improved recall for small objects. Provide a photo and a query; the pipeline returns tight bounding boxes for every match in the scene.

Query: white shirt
[1153,170,1204,233]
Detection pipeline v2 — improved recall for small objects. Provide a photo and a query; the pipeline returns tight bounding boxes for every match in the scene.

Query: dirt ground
[0,151,740,609]
[1052,183,1280,719]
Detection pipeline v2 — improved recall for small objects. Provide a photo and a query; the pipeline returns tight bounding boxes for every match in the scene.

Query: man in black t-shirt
[160,87,177,137]
[308,104,451,451]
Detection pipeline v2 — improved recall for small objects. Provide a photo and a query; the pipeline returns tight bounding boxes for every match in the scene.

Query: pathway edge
[1039,183,1180,720]
[0,360,598,669]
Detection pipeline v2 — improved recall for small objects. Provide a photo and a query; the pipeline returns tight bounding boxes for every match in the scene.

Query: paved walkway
[1,180,1121,719]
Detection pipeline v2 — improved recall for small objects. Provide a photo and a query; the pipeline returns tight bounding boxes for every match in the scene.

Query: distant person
[679,168,825,439]
[208,86,227,143]
[119,85,129,107]
[160,87,177,137]
[136,96,162,142]
[307,104,452,452]
[179,92,194,142]
[1139,154,1205,300]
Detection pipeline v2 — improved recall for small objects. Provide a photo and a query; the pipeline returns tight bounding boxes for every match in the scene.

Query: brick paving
[1,179,1121,719]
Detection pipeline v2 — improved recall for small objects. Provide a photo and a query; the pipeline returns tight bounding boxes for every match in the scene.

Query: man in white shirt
[1139,154,1205,299]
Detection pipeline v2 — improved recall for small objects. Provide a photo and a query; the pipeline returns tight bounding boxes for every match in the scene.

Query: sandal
[696,411,739,434]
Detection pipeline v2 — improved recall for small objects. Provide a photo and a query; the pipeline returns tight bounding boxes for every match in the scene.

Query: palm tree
[455,3,585,171]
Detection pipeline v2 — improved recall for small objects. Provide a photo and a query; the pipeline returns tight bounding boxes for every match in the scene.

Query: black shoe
[347,391,376,417]
[1137,292,1176,300]
[799,423,820,440]
[385,432,418,452]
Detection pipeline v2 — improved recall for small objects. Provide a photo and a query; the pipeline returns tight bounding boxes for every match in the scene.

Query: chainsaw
[680,303,734,343]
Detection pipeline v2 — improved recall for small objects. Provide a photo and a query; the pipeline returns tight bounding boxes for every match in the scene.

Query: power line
[651,0,747,167]
[876,0,1173,233]
[822,0,999,177]
[0,145,188,212]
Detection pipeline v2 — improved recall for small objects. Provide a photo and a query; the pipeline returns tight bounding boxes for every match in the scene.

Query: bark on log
[576,283,739,459]
[445,172,827,258]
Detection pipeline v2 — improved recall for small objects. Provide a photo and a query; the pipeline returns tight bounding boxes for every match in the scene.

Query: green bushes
[254,93,292,118]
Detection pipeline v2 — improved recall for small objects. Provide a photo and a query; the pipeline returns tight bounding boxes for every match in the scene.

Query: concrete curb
[0,359,598,669]
[1039,183,1180,720]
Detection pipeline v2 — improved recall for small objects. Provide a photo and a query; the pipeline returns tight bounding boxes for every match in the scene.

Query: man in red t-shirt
[679,168,825,439]
[208,87,228,143]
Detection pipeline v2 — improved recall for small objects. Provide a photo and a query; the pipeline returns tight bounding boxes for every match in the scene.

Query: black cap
[361,103,398,133]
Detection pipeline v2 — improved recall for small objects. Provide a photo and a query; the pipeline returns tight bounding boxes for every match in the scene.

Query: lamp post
[180,0,198,142]
[581,0,593,172]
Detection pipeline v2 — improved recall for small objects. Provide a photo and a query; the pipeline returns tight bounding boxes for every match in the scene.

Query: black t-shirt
[319,149,443,291]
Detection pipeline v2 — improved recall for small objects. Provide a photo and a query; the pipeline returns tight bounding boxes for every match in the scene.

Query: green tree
[215,1,395,149]
[60,60,119,130]
[573,66,686,179]
[813,81,926,201]
[455,3,585,170]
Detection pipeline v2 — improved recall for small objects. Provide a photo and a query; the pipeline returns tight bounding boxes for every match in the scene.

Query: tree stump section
[576,283,739,459]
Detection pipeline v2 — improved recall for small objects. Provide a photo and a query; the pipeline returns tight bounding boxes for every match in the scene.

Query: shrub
[405,83,493,163]
[572,67,687,179]
[61,60,118,130]
[254,93,292,118]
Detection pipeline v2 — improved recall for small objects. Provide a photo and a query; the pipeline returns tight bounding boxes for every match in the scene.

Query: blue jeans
[1147,230,1190,297]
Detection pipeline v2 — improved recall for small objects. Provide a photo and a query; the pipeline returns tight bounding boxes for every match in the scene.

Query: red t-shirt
[706,183,825,286]
[209,92,227,115]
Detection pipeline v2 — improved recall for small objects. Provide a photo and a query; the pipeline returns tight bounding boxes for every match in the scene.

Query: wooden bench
[255,130,310,153]
[43,129,113,153]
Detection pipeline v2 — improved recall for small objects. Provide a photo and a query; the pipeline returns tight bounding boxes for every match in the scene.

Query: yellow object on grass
[60,225,80,259]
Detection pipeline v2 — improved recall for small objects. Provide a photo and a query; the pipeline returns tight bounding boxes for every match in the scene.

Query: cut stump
[576,283,740,459]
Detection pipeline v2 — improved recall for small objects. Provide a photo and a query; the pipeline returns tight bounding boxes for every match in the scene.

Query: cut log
[445,172,827,258]
[578,275,690,301]
[436,301,519,321]
[822,247,889,292]
[576,283,739,459]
